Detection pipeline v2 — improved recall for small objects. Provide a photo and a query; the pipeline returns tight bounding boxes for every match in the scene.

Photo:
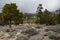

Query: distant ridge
[23,13,36,18]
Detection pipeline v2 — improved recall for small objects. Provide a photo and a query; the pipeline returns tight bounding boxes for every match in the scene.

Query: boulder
[0,31,5,37]
[1,33,10,39]
[16,34,29,40]
[21,28,39,36]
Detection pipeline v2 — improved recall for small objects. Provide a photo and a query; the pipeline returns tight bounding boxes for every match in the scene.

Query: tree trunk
[9,20,12,32]
[9,20,11,28]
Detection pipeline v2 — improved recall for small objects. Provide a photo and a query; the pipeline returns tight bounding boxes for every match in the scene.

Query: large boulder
[21,28,39,36]
[1,33,10,39]
[29,34,43,40]
[16,34,29,40]
[0,31,4,37]
[48,26,60,33]
[47,31,60,40]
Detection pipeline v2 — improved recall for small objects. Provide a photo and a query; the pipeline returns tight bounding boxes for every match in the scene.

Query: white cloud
[0,0,60,13]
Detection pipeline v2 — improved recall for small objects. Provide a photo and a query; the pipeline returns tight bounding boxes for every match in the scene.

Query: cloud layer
[0,0,60,13]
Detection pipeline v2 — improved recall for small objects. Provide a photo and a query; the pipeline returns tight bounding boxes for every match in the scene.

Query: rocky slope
[0,24,60,40]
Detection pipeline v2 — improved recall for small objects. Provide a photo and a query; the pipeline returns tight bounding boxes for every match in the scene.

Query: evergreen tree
[36,4,43,24]
[2,3,23,30]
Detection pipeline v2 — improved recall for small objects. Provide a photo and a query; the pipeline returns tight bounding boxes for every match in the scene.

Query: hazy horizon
[0,0,60,13]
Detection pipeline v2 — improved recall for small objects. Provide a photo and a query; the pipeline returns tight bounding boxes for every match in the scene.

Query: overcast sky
[0,0,60,13]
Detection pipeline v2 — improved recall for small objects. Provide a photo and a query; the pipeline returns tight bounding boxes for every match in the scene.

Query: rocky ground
[0,24,60,40]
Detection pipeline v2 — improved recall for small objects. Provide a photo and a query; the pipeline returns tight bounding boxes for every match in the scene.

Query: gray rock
[21,28,39,36]
[16,34,29,40]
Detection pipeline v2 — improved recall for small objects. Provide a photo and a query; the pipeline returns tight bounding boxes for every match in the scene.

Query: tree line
[35,4,60,25]
[0,3,60,27]
[0,3,60,31]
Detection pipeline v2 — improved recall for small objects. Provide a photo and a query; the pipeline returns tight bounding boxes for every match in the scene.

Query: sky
[0,0,60,13]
